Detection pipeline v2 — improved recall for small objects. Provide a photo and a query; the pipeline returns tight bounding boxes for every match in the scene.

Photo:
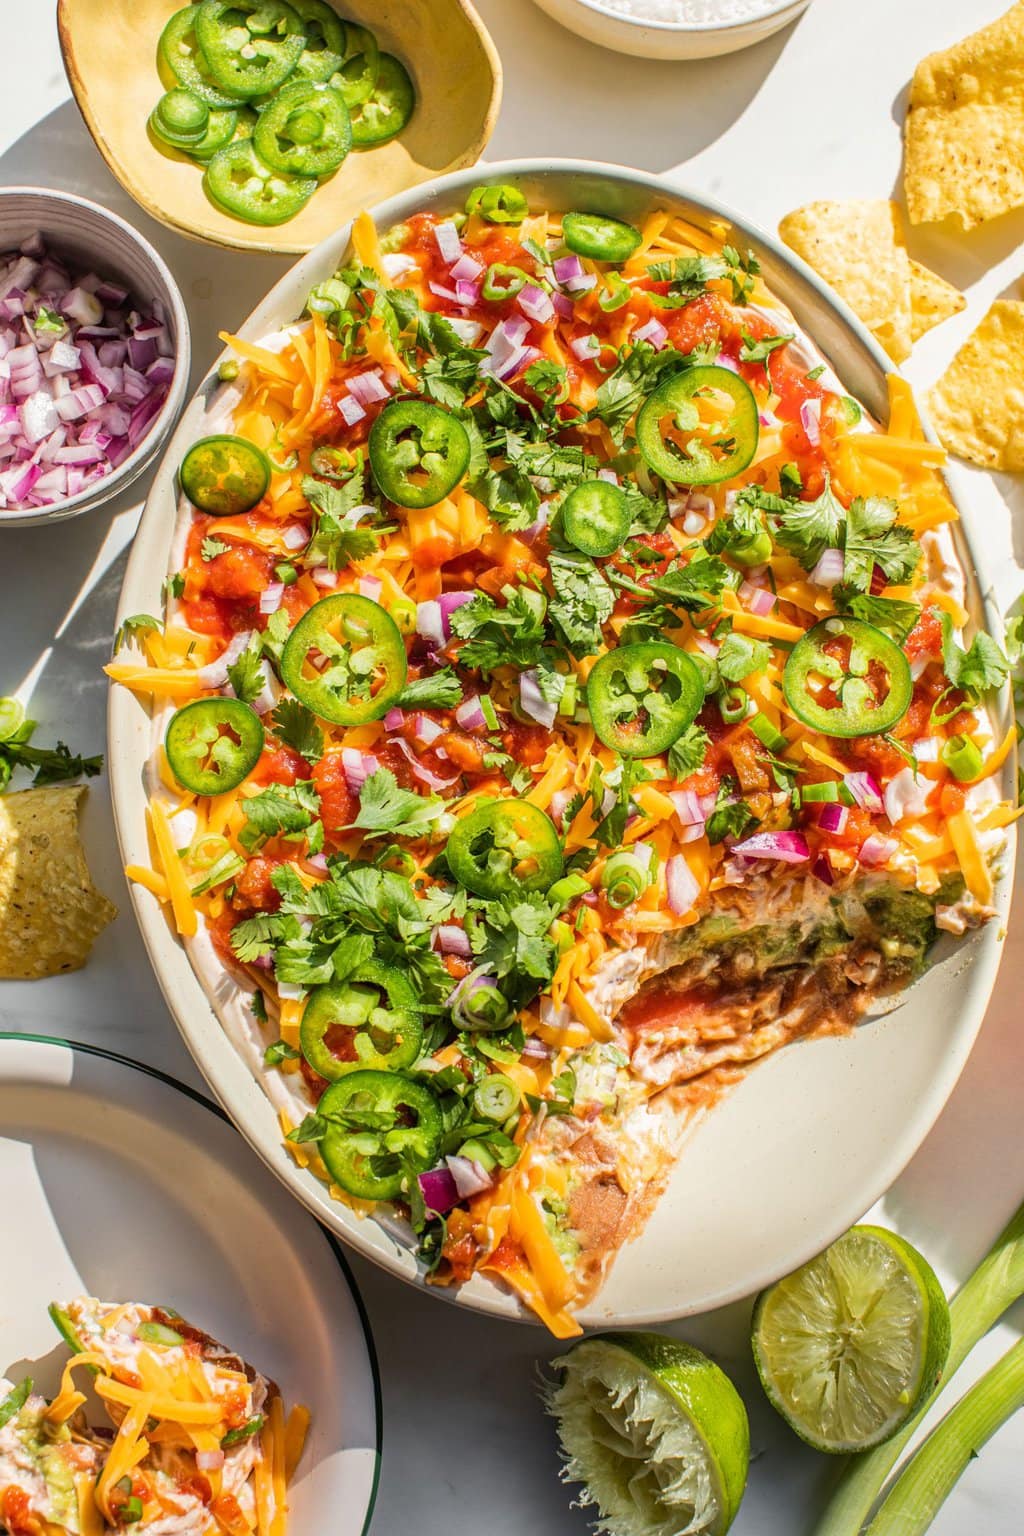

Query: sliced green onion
[865,1337,1024,1536]
[0,1378,32,1431]
[457,1137,497,1171]
[122,1497,144,1524]
[480,695,499,731]
[601,850,650,909]
[473,1074,521,1123]
[748,711,788,753]
[720,686,750,724]
[599,273,632,312]
[558,676,579,717]
[191,850,246,896]
[466,184,529,225]
[941,734,983,782]
[813,1199,1024,1536]
[801,781,841,803]
[274,561,299,585]
[217,359,239,382]
[222,1414,264,1448]
[547,872,591,909]
[388,595,418,636]
[137,1321,184,1347]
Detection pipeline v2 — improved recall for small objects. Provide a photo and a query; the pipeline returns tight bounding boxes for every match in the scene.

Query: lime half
[546,1331,749,1536]
[751,1224,951,1454]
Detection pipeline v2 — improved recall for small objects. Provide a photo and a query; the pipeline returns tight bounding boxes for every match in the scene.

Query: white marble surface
[2,0,1024,1530]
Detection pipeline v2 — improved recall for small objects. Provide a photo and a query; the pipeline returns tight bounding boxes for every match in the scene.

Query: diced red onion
[596,468,619,485]
[416,599,444,644]
[883,767,929,825]
[358,575,383,601]
[434,220,463,265]
[346,369,390,407]
[738,579,777,616]
[714,350,741,374]
[859,833,898,867]
[455,278,481,307]
[197,630,254,690]
[569,332,601,361]
[281,522,307,551]
[60,286,103,326]
[429,280,460,304]
[311,567,338,588]
[438,590,474,638]
[389,735,460,789]
[522,1035,553,1061]
[414,714,444,746]
[732,830,810,863]
[550,290,574,319]
[384,708,404,731]
[810,547,845,587]
[800,397,822,446]
[196,1450,225,1472]
[259,582,284,616]
[811,852,835,886]
[342,747,379,792]
[634,317,668,350]
[518,285,555,325]
[817,802,849,835]
[670,789,706,826]
[54,442,102,466]
[666,854,700,916]
[19,391,59,443]
[43,339,80,374]
[434,923,472,957]
[54,384,105,422]
[519,669,558,729]
[566,272,597,295]
[446,1155,494,1199]
[549,787,573,831]
[305,852,329,875]
[450,253,483,283]
[447,317,483,346]
[338,394,365,426]
[455,695,486,732]
[418,1165,461,1216]
[553,254,584,285]
[844,771,884,813]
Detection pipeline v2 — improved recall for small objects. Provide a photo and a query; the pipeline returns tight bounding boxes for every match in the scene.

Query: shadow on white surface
[475,0,799,171]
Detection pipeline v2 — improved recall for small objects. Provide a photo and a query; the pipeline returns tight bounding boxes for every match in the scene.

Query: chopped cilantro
[352,769,445,838]
[706,778,757,844]
[667,722,710,779]
[201,536,229,562]
[715,631,771,682]
[738,331,793,364]
[773,475,846,568]
[113,613,162,652]
[547,551,615,657]
[302,474,380,570]
[450,585,548,673]
[836,592,920,641]
[239,780,320,851]
[226,643,266,707]
[395,669,463,710]
[842,496,920,592]
[263,1038,300,1066]
[271,699,324,765]
[940,613,1010,699]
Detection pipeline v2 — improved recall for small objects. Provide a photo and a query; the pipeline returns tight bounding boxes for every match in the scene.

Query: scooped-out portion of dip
[0,1298,307,1536]
[109,186,1016,1336]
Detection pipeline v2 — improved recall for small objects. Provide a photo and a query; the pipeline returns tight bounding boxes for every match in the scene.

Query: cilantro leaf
[395,669,463,710]
[271,699,324,765]
[842,496,920,592]
[649,553,735,612]
[352,768,445,838]
[548,551,615,657]
[738,331,793,364]
[836,591,920,642]
[470,462,539,533]
[590,343,689,441]
[227,643,266,707]
[940,613,1010,698]
[302,474,379,570]
[239,781,320,851]
[715,631,771,682]
[773,476,846,568]
[201,535,229,562]
[113,613,162,652]
[231,912,288,963]
[706,778,757,844]
[667,722,710,779]
[450,585,548,673]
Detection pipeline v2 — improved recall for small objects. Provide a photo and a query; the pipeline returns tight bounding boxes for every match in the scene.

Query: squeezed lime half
[546,1330,750,1536]
[751,1224,951,1454]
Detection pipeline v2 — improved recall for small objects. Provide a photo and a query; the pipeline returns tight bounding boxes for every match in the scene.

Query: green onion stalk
[812,1198,1024,1536]
[864,1335,1024,1536]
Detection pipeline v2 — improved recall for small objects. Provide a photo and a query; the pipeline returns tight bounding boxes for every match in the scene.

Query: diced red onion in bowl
[732,830,810,863]
[450,253,483,283]
[0,234,177,513]
[816,802,848,836]
[518,285,555,325]
[844,770,884,813]
[569,332,601,361]
[346,370,390,407]
[338,394,366,426]
[446,1154,494,1199]
[417,1165,461,1217]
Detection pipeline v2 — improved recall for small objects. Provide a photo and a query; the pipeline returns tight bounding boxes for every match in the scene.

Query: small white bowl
[0,187,191,528]
[530,0,811,59]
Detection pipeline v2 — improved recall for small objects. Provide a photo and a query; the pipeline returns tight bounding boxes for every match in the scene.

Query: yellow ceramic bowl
[57,0,502,255]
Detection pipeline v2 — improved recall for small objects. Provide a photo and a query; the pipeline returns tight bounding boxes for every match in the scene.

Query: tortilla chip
[904,1,1024,229]
[927,300,1024,470]
[778,200,913,363]
[0,786,117,979]
[909,258,967,341]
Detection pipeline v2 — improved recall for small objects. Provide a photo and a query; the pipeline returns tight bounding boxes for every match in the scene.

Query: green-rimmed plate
[0,1032,381,1536]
